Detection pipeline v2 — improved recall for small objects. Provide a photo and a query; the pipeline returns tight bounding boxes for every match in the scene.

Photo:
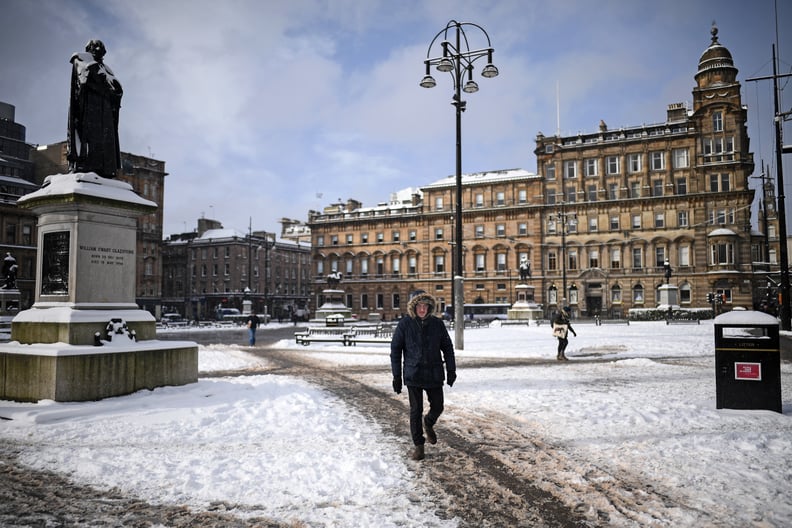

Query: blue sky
[1,0,790,237]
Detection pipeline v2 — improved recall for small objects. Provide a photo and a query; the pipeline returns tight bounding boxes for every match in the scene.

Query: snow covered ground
[1,319,790,526]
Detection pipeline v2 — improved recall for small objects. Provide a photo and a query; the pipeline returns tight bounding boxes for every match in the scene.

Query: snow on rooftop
[423,168,536,188]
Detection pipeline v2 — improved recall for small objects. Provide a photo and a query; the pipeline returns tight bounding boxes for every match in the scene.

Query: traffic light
[707,292,714,303]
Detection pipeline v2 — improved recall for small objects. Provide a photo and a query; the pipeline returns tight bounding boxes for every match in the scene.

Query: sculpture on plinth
[518,256,531,282]
[2,253,18,290]
[67,39,123,178]
[326,270,343,289]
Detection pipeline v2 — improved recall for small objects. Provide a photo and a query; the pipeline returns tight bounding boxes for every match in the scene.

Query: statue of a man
[2,252,17,289]
[67,39,123,178]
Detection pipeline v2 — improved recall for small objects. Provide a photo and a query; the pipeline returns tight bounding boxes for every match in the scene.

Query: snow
[1,320,791,526]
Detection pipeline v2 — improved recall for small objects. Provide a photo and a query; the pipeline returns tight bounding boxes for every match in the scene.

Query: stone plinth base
[11,307,156,346]
[314,289,352,321]
[0,340,198,402]
[508,307,544,320]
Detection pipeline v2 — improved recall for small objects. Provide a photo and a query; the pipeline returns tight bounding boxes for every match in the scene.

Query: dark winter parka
[390,292,456,389]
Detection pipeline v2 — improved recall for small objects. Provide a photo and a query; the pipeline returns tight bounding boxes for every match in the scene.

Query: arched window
[611,284,622,304]
[633,284,644,304]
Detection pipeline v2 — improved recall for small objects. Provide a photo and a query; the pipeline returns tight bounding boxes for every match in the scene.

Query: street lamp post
[550,202,576,308]
[421,20,498,350]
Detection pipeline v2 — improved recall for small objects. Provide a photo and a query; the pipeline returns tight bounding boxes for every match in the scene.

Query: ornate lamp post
[421,20,498,349]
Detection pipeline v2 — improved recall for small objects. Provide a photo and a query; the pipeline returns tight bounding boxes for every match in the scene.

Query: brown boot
[410,444,425,461]
[424,416,437,445]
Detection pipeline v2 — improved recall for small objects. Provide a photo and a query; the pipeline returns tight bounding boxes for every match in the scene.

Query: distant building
[162,218,312,321]
[307,26,780,320]
[0,102,43,309]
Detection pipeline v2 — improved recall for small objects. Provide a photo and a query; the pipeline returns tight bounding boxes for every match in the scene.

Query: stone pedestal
[0,173,198,402]
[657,283,680,311]
[508,284,543,321]
[314,289,352,322]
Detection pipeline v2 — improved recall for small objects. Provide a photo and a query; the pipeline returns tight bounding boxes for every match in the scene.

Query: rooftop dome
[697,24,737,78]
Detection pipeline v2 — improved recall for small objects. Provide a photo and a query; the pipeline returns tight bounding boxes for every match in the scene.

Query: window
[518,189,527,204]
[610,247,621,269]
[434,255,445,273]
[568,249,579,271]
[655,247,666,267]
[564,160,577,179]
[655,212,665,228]
[331,235,338,245]
[392,231,400,242]
[587,185,598,201]
[361,294,368,309]
[435,197,444,210]
[496,224,506,237]
[391,256,400,275]
[548,250,557,271]
[676,177,687,195]
[632,214,641,229]
[545,163,556,180]
[652,179,663,197]
[346,234,353,244]
[711,242,734,265]
[611,285,622,303]
[585,158,598,177]
[518,222,528,236]
[610,215,620,231]
[360,259,368,275]
[435,228,444,240]
[566,187,577,203]
[608,183,619,200]
[317,235,324,247]
[376,294,384,310]
[496,252,507,271]
[679,245,690,267]
[680,283,691,304]
[589,217,598,232]
[607,156,620,175]
[409,230,417,242]
[678,211,689,227]
[628,153,642,173]
[589,249,599,268]
[475,193,484,208]
[475,253,485,272]
[475,225,484,238]
[632,247,643,269]
[408,255,417,275]
[496,192,505,206]
[650,151,665,171]
[361,233,368,244]
[376,232,384,243]
[393,293,400,309]
[346,259,353,275]
[673,148,689,169]
[22,225,31,245]
[376,256,384,275]
[547,189,557,205]
[633,284,644,303]
[630,181,641,198]
[713,111,723,132]
[716,288,733,303]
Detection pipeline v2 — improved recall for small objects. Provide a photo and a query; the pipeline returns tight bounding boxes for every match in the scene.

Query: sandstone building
[307,27,779,320]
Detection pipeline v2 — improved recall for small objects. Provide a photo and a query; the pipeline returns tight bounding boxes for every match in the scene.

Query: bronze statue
[2,252,17,289]
[326,270,343,289]
[67,39,123,178]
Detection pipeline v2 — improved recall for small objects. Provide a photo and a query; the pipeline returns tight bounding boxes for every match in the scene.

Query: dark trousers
[407,386,444,446]
[557,337,568,354]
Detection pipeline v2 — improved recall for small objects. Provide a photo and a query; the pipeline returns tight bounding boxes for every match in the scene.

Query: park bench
[343,325,394,346]
[666,319,700,325]
[598,319,630,325]
[295,327,353,346]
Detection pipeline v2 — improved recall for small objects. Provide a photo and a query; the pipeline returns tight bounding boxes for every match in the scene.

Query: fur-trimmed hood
[407,291,437,318]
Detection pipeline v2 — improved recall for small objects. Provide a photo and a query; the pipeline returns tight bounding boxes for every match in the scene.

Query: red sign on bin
[735,362,761,381]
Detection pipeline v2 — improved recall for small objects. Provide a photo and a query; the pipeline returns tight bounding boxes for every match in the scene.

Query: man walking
[246,312,260,346]
[390,291,456,461]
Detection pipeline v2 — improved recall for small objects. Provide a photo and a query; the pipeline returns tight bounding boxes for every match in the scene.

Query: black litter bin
[714,310,782,413]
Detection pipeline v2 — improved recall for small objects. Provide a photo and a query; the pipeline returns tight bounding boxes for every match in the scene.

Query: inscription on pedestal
[42,231,70,295]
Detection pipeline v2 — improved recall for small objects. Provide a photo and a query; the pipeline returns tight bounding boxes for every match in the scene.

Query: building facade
[308,27,780,321]
[0,102,44,310]
[162,218,312,321]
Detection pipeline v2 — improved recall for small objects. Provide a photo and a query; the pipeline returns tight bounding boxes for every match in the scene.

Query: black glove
[572,330,577,337]
[392,378,402,394]
[447,371,457,387]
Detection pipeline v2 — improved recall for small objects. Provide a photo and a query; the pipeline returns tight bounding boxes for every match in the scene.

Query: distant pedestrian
[246,312,260,346]
[552,306,576,361]
[390,291,456,461]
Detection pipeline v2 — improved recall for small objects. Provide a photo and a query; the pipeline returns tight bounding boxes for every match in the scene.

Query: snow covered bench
[295,327,353,346]
[666,319,700,325]
[343,326,394,346]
